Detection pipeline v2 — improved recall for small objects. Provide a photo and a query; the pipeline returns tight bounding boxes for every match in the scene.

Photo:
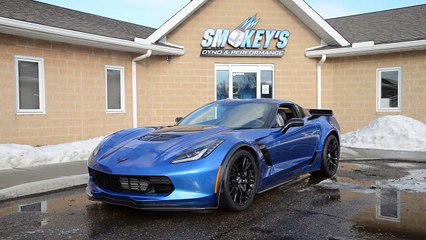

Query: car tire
[312,134,340,178]
[221,150,259,211]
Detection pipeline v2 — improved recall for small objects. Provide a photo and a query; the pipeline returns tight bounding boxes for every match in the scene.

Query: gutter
[132,50,152,128]
[0,17,184,55]
[316,54,326,109]
[306,39,426,58]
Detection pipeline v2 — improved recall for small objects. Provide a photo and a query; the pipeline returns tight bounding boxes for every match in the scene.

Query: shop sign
[200,15,290,57]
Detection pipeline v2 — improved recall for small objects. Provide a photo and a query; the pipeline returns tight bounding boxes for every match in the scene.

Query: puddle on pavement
[308,162,426,239]
[18,201,48,213]
[0,161,424,239]
[352,188,426,239]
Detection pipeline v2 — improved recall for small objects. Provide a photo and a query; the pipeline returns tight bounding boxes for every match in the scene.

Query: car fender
[310,117,341,171]
[215,141,263,208]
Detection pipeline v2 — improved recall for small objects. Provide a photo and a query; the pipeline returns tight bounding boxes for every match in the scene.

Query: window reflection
[376,186,401,222]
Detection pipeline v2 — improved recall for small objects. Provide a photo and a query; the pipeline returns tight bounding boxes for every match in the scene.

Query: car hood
[92,125,232,173]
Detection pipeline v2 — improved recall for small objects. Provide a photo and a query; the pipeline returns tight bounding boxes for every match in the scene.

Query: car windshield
[178,102,274,129]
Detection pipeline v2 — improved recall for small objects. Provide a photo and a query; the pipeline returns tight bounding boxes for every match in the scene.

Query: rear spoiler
[308,109,333,117]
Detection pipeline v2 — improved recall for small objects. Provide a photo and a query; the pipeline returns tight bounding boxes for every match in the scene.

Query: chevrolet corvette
[87,99,340,211]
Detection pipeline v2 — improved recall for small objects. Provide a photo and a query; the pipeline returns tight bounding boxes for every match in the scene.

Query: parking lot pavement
[0,147,424,202]
[0,160,424,240]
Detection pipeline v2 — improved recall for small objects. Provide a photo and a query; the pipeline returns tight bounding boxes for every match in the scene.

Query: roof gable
[147,0,350,47]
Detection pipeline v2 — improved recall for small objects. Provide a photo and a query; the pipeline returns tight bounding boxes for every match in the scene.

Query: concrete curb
[0,174,88,201]
[340,147,426,162]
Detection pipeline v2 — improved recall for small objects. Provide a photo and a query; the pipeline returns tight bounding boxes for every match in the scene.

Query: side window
[15,56,45,114]
[106,66,125,113]
[275,105,298,127]
[377,68,402,112]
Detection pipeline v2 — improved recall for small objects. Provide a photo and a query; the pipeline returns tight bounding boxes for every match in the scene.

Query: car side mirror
[175,117,183,124]
[281,118,304,134]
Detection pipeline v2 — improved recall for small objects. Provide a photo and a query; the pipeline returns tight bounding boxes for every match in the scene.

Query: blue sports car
[87,99,340,211]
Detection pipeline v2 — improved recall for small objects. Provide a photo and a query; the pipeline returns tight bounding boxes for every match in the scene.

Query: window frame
[15,56,46,115]
[215,64,275,100]
[105,65,125,113]
[376,67,402,112]
[376,186,401,223]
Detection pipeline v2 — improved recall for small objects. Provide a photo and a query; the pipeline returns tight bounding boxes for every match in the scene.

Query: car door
[261,104,321,184]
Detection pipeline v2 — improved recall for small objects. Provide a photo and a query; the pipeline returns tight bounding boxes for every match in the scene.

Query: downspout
[132,50,152,128]
[316,54,327,109]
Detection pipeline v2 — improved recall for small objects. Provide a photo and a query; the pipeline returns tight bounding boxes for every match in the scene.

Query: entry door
[232,72,257,99]
[216,64,274,100]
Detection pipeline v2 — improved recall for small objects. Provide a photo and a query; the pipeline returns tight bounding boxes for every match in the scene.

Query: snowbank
[381,169,426,193]
[0,137,104,170]
[342,115,426,151]
[317,170,426,193]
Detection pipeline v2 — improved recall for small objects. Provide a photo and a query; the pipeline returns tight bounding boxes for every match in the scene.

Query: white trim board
[306,40,426,58]
[280,0,349,47]
[147,0,349,47]
[146,0,208,44]
[0,17,183,56]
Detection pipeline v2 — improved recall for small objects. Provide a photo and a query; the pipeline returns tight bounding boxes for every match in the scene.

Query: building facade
[0,0,425,145]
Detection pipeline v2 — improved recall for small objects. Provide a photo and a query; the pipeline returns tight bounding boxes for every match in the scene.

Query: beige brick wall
[0,34,134,145]
[138,0,321,127]
[2,0,425,145]
[323,51,426,133]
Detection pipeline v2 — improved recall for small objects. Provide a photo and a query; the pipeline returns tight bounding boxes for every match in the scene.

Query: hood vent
[139,133,182,142]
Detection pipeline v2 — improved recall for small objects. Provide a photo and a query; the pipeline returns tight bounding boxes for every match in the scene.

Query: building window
[215,64,274,100]
[377,68,402,111]
[15,56,45,114]
[106,66,125,113]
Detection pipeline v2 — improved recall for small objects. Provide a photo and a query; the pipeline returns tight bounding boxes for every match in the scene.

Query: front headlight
[171,139,224,164]
[87,134,113,165]
[88,143,101,165]
[92,143,101,157]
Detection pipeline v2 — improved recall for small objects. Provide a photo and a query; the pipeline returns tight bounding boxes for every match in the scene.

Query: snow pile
[342,115,426,151]
[0,137,104,170]
[317,169,426,193]
[380,169,426,193]
[317,179,376,194]
[386,163,417,168]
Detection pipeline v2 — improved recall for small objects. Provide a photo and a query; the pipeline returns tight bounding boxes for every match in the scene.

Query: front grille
[89,168,174,195]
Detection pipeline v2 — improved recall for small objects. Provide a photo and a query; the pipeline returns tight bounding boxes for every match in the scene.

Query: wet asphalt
[0,160,425,240]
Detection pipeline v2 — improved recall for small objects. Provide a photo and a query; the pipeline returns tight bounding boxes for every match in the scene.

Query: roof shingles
[1,0,426,47]
[326,4,426,44]
[0,0,156,41]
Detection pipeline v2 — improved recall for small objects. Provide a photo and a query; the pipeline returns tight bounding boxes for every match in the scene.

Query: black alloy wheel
[222,150,258,211]
[313,135,340,177]
[326,136,339,174]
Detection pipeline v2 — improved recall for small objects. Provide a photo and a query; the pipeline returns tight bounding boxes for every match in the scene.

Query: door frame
[215,64,275,100]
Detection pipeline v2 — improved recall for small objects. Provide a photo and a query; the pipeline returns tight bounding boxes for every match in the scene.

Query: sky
[37,0,426,28]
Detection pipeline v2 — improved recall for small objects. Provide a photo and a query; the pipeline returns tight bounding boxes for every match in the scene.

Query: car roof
[215,99,295,105]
